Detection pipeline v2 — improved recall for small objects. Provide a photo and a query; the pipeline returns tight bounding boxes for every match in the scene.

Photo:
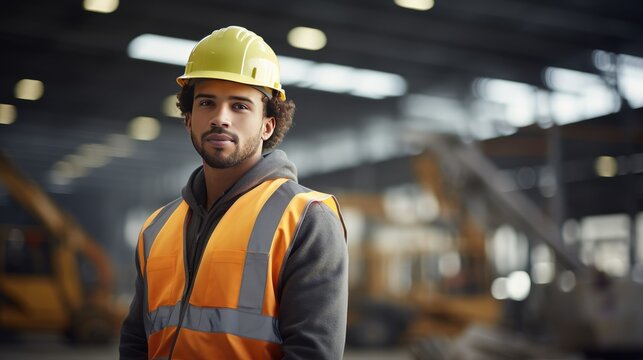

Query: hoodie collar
[181,150,297,214]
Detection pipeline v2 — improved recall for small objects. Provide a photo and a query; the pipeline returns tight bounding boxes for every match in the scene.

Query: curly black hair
[176,81,295,151]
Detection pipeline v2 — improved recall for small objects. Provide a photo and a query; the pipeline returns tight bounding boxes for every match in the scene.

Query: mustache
[201,128,238,142]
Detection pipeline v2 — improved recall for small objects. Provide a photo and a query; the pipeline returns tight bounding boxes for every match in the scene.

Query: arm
[278,202,349,360]
[119,253,148,359]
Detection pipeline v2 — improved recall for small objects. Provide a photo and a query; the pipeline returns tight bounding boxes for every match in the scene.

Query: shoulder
[296,201,346,244]
[303,201,340,222]
[142,197,184,231]
[272,181,341,217]
[262,180,346,240]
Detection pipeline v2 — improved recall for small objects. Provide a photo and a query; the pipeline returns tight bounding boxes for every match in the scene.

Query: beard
[191,127,262,169]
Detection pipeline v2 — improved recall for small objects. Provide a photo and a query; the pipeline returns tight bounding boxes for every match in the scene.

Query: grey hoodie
[119,150,348,359]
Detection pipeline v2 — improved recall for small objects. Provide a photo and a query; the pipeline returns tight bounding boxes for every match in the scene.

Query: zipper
[167,202,227,359]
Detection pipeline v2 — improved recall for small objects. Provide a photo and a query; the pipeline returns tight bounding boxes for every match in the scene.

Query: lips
[205,133,234,142]
[204,132,236,148]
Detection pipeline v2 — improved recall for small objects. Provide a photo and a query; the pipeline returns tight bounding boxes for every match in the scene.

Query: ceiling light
[49,171,72,186]
[491,277,508,300]
[65,154,94,169]
[287,27,327,51]
[49,158,90,186]
[595,156,618,177]
[592,50,615,72]
[83,0,119,14]
[473,78,537,127]
[616,54,643,109]
[544,67,603,94]
[532,262,554,284]
[55,159,88,178]
[15,79,44,101]
[349,68,407,99]
[163,95,182,118]
[105,133,134,157]
[77,143,111,168]
[279,56,407,99]
[128,116,161,141]
[394,0,434,11]
[544,67,620,121]
[549,92,583,125]
[301,63,353,93]
[438,252,461,277]
[506,271,531,301]
[0,104,17,125]
[558,271,576,292]
[128,34,194,66]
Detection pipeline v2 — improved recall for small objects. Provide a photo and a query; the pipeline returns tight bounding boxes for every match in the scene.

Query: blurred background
[1,0,642,359]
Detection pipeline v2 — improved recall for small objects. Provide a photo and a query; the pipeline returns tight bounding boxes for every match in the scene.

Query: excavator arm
[0,151,115,342]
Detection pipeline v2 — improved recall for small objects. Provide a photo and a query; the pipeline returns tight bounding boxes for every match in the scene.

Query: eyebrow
[194,94,255,105]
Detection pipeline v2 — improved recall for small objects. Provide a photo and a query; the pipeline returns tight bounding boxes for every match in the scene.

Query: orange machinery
[0,152,118,343]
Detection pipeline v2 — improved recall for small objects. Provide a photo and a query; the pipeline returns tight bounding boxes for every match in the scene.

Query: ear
[184,113,192,132]
[261,117,275,141]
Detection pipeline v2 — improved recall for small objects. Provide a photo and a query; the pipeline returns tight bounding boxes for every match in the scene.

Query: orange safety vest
[136,178,345,360]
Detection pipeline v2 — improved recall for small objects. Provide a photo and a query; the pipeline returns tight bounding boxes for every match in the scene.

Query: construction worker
[119,26,348,359]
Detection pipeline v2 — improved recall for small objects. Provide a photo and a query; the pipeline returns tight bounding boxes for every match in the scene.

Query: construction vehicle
[341,146,503,348]
[0,152,118,343]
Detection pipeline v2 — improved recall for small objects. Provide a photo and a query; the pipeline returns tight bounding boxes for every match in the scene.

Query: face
[185,79,275,170]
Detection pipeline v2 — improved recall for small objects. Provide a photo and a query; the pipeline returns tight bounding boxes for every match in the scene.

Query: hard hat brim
[176,71,286,101]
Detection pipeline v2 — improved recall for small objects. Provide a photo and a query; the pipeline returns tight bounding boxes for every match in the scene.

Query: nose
[209,105,231,128]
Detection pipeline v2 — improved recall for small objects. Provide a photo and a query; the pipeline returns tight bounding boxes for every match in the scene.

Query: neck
[202,153,262,209]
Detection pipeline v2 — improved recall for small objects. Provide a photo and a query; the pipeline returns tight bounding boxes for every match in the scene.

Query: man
[119,26,348,359]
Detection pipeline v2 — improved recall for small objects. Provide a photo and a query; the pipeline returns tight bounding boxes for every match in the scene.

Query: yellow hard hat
[177,26,286,100]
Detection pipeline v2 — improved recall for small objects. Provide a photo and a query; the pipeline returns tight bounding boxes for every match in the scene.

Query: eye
[198,99,214,107]
[232,103,249,111]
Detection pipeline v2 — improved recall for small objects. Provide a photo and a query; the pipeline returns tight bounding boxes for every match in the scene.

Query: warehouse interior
[1,0,642,359]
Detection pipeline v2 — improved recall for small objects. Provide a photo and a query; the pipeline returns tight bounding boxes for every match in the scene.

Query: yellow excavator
[0,152,118,343]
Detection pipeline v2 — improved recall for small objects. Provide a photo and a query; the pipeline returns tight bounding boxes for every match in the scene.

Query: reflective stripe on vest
[137,178,344,359]
[147,301,280,343]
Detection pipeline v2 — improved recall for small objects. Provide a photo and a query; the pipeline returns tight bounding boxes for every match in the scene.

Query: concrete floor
[0,334,413,359]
